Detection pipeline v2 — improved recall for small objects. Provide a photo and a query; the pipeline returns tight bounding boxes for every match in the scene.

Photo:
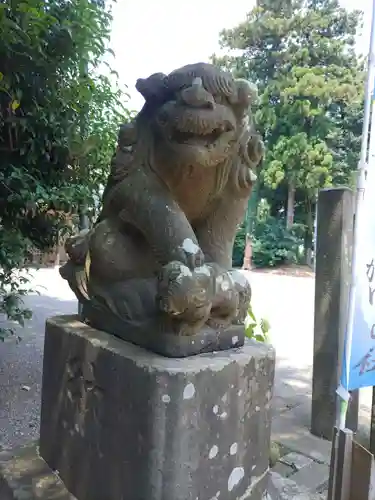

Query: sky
[110,0,371,110]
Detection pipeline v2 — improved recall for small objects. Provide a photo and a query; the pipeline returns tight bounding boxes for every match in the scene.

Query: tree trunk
[286,182,295,229]
[242,177,259,270]
[243,233,252,270]
[303,195,314,266]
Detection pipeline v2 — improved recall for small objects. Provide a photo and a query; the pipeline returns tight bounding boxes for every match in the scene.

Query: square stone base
[38,315,275,500]
[0,443,269,500]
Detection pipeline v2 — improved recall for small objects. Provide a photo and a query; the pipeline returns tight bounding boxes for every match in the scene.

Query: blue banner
[341,168,375,391]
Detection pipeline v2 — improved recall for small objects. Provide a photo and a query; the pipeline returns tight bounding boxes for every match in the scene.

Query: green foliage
[0,0,131,338]
[245,303,271,343]
[0,229,33,341]
[214,0,364,241]
[265,133,333,191]
[232,223,246,267]
[232,198,303,268]
[252,216,303,267]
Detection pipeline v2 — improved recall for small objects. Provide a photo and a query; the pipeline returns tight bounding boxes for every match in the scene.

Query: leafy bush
[252,216,302,268]
[0,0,130,339]
[232,223,246,267]
[0,230,33,341]
[245,303,271,343]
[232,215,303,269]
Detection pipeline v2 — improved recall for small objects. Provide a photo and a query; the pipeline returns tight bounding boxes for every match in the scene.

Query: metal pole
[339,0,375,427]
[359,0,375,167]
[366,6,375,455]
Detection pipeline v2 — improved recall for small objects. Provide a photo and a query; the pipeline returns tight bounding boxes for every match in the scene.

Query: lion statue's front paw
[157,262,252,333]
[207,269,251,328]
[227,270,252,324]
[157,261,214,331]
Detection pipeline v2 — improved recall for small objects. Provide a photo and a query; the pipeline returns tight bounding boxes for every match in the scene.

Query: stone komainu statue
[60,62,264,351]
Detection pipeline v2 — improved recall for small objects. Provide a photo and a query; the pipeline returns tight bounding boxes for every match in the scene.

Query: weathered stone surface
[271,462,295,478]
[0,443,75,499]
[266,471,329,500]
[291,462,329,492]
[266,471,311,499]
[312,187,358,439]
[60,62,265,352]
[271,404,331,465]
[83,304,246,358]
[39,315,275,500]
[279,452,313,471]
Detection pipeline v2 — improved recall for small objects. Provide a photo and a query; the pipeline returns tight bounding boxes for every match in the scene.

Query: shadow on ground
[273,357,372,451]
[0,293,77,449]
[272,357,312,417]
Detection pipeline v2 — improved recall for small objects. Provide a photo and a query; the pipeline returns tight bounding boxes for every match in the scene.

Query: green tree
[213,0,364,238]
[0,0,130,338]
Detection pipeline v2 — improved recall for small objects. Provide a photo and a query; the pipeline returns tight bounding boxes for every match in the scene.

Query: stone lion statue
[60,62,264,352]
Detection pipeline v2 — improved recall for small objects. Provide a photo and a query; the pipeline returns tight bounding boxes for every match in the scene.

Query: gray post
[327,428,353,500]
[311,187,358,440]
[370,389,375,454]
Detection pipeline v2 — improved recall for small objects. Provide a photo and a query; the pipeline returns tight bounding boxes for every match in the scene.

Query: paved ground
[0,267,372,498]
[251,271,373,498]
[0,268,77,449]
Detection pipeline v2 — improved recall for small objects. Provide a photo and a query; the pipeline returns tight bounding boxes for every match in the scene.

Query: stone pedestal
[2,315,275,500]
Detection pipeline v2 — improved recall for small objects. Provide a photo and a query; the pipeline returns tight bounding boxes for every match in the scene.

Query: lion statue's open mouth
[170,108,236,146]
[154,95,238,167]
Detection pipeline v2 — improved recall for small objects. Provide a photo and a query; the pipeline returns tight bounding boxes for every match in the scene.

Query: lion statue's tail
[60,230,91,304]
